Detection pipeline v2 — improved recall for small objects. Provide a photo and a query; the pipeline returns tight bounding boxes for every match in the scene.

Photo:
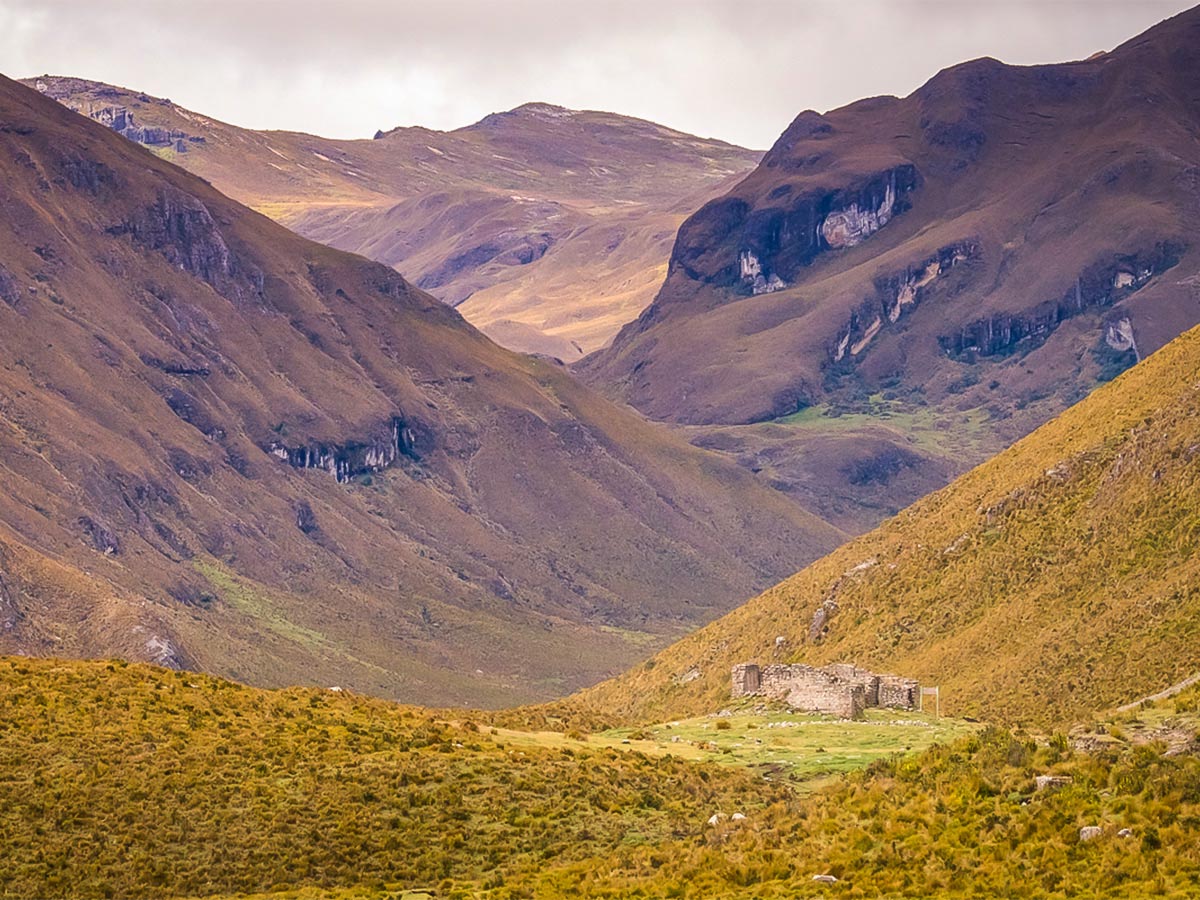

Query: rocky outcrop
[0,264,20,308]
[79,516,120,555]
[673,164,919,293]
[938,243,1183,359]
[1104,317,1140,360]
[294,500,319,534]
[107,187,263,302]
[0,558,18,634]
[109,187,230,284]
[820,176,897,249]
[265,416,429,484]
[832,241,978,363]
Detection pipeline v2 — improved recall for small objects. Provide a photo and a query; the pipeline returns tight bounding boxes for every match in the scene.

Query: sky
[0,0,1194,149]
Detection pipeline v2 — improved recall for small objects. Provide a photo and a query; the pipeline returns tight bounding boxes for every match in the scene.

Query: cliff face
[0,75,843,707]
[577,8,1200,528]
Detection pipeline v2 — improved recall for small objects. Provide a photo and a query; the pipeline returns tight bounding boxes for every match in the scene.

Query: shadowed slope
[0,74,840,706]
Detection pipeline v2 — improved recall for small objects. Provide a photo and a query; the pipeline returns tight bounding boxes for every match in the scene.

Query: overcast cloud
[0,0,1193,148]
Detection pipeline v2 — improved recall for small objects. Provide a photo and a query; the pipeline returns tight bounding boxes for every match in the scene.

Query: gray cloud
[1,0,1193,148]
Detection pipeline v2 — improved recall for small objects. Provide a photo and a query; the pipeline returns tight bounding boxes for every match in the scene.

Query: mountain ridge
[23,74,761,360]
[574,4,1200,530]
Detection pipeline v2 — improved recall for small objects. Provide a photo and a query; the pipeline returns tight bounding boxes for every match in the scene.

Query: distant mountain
[562,315,1200,729]
[0,74,841,706]
[23,76,760,360]
[579,7,1200,530]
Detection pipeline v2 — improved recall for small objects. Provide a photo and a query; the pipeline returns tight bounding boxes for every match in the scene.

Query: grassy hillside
[0,74,842,706]
[5,657,1200,900]
[24,77,760,359]
[550,319,1200,730]
[0,658,782,899]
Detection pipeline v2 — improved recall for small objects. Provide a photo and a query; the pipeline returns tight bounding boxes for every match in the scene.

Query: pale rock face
[739,250,786,295]
[1114,267,1153,290]
[144,635,183,669]
[889,257,949,322]
[1105,317,1140,360]
[739,250,762,280]
[833,329,851,362]
[850,317,882,356]
[820,178,897,249]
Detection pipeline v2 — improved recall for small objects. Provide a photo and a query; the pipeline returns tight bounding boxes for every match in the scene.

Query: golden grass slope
[554,319,1200,730]
[5,657,1200,900]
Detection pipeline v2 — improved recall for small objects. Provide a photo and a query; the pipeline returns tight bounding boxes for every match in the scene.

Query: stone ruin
[731,662,920,719]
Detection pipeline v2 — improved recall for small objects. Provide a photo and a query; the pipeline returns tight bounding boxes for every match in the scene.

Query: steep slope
[581,7,1200,528]
[559,316,1200,729]
[23,76,760,360]
[0,74,842,706]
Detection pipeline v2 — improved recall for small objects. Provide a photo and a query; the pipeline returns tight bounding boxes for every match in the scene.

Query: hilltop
[0,74,840,706]
[23,76,760,360]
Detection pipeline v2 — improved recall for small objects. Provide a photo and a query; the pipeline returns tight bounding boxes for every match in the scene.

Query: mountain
[23,76,761,360]
[0,74,843,707]
[559,313,1200,729]
[579,6,1200,530]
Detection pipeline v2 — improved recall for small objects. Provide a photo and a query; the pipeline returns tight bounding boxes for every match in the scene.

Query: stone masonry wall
[731,661,918,719]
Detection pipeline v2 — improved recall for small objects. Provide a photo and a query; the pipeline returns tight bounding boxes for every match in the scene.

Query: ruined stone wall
[730,663,761,698]
[824,663,882,707]
[878,674,921,709]
[786,679,866,719]
[730,660,919,718]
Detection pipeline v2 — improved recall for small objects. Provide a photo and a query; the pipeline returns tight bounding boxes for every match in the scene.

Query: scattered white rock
[1118,828,1134,838]
[328,685,343,692]
[707,812,728,826]
[731,812,747,821]
[1035,775,1073,792]
[812,873,838,883]
[1080,825,1103,842]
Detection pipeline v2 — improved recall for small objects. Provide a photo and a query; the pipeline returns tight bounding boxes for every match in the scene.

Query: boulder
[812,874,838,883]
[1079,825,1103,842]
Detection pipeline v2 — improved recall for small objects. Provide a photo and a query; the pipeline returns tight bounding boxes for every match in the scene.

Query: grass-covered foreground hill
[556,316,1200,731]
[4,657,1200,899]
